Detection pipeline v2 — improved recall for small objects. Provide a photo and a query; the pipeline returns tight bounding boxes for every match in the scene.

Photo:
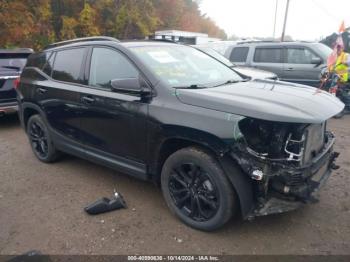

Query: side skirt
[51,129,148,180]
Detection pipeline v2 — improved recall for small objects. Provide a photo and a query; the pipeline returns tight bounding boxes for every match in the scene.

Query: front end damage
[231,118,339,219]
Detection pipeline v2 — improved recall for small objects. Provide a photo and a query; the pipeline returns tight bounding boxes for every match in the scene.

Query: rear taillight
[13,77,20,89]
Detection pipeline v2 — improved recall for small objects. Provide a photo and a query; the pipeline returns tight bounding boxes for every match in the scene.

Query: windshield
[313,43,333,59]
[130,45,242,88]
[196,47,233,67]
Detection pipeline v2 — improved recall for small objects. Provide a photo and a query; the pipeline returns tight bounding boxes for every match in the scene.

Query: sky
[199,0,350,41]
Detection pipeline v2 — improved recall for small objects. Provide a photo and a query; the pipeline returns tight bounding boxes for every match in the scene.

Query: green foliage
[28,0,56,49]
[0,0,227,50]
[61,16,78,40]
[0,0,35,47]
[77,3,100,37]
[115,0,159,39]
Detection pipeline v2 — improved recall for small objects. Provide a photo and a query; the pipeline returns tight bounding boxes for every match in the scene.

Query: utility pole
[273,0,278,39]
[281,0,290,41]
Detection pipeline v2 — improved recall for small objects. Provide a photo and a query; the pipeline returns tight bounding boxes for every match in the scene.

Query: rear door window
[229,47,249,62]
[88,47,138,89]
[52,48,86,84]
[254,48,283,63]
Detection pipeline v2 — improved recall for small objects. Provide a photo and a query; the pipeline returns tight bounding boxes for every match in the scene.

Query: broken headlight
[238,118,307,163]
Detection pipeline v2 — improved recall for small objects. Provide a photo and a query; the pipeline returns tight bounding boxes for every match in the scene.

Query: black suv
[18,37,344,231]
[0,48,32,116]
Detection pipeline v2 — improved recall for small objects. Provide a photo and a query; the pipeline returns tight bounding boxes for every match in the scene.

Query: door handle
[81,96,95,104]
[284,68,295,71]
[37,88,47,94]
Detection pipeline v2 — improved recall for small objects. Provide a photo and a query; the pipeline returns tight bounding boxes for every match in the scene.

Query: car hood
[175,79,344,123]
[234,66,277,80]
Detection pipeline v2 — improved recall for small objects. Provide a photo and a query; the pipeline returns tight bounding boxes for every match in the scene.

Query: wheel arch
[21,102,47,130]
[149,125,231,183]
[149,126,254,219]
[217,155,254,219]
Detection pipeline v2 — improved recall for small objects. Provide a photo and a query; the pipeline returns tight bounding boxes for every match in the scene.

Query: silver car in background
[224,41,332,87]
[194,46,278,80]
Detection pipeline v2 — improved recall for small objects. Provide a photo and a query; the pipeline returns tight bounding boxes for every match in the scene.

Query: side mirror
[110,77,151,96]
[311,57,322,66]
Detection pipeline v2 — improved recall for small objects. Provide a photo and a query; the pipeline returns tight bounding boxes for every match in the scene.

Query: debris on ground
[84,192,127,215]
[174,237,183,243]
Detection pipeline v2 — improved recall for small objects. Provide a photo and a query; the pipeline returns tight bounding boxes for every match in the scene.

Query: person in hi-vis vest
[328,44,349,83]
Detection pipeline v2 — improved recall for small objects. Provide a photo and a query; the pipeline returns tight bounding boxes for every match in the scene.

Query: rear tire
[161,147,237,231]
[27,114,60,163]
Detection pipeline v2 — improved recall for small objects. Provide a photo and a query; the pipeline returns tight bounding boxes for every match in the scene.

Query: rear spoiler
[0,48,33,55]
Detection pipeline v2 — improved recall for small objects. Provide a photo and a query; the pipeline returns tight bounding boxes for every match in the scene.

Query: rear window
[229,47,249,62]
[0,53,30,72]
[254,48,282,63]
[52,48,86,84]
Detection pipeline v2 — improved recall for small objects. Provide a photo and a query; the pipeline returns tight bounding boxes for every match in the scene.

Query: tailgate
[0,78,17,103]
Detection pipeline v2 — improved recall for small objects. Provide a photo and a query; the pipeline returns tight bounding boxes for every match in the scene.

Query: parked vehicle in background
[0,48,33,116]
[152,30,220,45]
[224,41,333,87]
[195,46,278,80]
[18,37,343,231]
[195,39,260,56]
[195,40,239,55]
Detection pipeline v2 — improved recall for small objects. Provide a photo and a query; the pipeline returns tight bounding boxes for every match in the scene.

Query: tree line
[0,0,227,50]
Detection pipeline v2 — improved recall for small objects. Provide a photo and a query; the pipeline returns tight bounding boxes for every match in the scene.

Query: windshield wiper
[214,78,249,87]
[174,84,208,89]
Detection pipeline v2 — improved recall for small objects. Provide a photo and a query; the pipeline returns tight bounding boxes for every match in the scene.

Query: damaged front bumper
[231,132,339,219]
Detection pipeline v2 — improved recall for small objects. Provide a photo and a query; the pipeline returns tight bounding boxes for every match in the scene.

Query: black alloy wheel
[27,115,60,163]
[168,163,219,222]
[29,121,49,159]
[161,147,237,231]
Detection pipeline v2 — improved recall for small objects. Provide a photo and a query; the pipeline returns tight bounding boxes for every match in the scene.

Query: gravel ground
[0,114,349,255]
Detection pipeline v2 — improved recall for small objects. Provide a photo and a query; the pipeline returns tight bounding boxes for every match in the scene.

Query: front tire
[27,114,60,163]
[161,147,237,231]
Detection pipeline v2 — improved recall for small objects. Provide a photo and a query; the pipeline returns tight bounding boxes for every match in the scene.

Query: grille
[0,79,5,89]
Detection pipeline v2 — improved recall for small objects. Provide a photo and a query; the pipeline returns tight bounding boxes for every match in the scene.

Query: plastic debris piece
[84,192,127,215]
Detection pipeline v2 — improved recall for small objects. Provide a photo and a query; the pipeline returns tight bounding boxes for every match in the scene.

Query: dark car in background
[0,48,33,116]
[225,41,332,87]
[17,37,343,231]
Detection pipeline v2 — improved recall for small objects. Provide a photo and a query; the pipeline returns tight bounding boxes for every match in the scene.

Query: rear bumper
[0,102,18,115]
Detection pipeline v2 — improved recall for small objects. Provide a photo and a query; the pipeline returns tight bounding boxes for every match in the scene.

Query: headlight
[238,118,307,162]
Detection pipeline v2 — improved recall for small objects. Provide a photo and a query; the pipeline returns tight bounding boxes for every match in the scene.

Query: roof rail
[44,36,120,50]
[237,40,280,44]
[237,40,315,45]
